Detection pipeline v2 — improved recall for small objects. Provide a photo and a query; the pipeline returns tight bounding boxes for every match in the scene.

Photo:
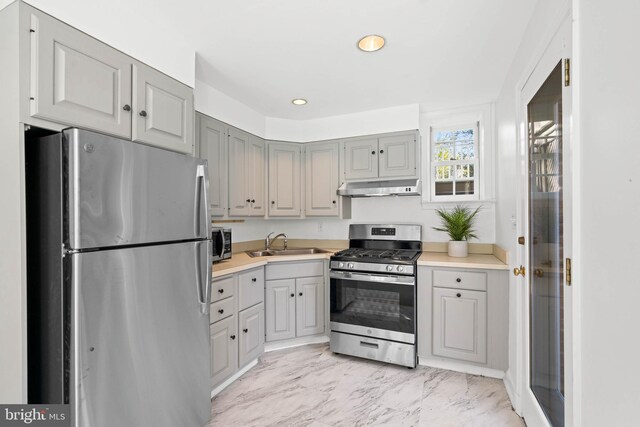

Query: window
[430,123,479,200]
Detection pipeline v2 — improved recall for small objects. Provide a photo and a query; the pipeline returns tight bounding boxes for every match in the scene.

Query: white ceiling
[190,0,538,119]
[4,0,539,120]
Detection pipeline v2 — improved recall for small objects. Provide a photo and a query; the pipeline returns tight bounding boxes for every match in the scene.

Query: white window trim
[420,104,495,206]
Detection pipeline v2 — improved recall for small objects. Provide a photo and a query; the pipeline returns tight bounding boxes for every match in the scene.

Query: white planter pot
[448,241,468,258]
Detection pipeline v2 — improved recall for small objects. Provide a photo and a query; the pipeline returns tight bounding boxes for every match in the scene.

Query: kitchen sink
[246,248,332,257]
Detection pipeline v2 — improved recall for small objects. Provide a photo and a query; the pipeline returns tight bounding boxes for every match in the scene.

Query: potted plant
[433,205,481,257]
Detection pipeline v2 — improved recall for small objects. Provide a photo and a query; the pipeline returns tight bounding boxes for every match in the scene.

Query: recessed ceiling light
[357,35,385,52]
[291,98,307,105]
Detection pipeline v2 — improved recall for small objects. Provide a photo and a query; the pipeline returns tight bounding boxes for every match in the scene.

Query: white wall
[576,0,640,424]
[493,0,571,412]
[194,78,266,138]
[265,104,420,142]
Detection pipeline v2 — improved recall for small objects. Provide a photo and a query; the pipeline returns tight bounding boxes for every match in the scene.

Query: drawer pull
[243,328,248,333]
[218,309,224,314]
[251,277,257,282]
[299,292,303,296]
[456,278,461,283]
[456,293,462,298]
[360,341,379,349]
[218,289,224,294]
[230,335,236,340]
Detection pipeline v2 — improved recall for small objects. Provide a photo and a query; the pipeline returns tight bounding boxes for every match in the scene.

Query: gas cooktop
[331,248,421,264]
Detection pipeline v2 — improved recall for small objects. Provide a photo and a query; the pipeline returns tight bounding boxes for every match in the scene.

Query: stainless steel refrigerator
[26,128,212,427]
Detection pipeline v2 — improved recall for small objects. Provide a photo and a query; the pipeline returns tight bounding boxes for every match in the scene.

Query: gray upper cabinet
[343,131,419,181]
[197,114,227,216]
[344,137,378,180]
[305,141,340,217]
[132,63,194,154]
[25,4,194,154]
[228,130,265,217]
[29,9,132,138]
[248,136,266,216]
[378,134,417,178]
[268,142,301,217]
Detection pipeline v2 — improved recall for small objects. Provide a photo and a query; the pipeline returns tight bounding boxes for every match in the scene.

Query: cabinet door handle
[218,309,224,314]
[298,292,303,296]
[290,293,295,297]
[122,104,131,111]
[379,149,384,154]
[456,293,462,298]
[243,328,248,333]
[371,151,376,155]
[456,278,461,283]
[251,199,255,203]
[246,199,251,203]
[332,200,336,204]
[218,289,224,294]
[251,277,257,282]
[139,110,147,117]
[230,335,236,340]
[271,201,275,205]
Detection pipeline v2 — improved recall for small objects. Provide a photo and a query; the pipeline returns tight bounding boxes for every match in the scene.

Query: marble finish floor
[208,343,524,427]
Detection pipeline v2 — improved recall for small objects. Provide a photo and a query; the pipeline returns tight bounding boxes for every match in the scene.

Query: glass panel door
[527,61,565,427]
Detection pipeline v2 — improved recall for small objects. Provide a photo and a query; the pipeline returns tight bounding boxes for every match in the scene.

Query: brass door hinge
[564,58,571,87]
[566,258,572,286]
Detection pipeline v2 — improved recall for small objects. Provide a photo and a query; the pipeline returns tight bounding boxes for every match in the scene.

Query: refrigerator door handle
[195,164,210,239]
[196,241,211,315]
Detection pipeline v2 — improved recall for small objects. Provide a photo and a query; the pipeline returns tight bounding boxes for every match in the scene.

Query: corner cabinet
[343,131,418,181]
[268,142,301,217]
[26,5,194,154]
[417,266,508,371]
[196,113,227,216]
[228,129,265,216]
[210,267,265,389]
[265,261,326,342]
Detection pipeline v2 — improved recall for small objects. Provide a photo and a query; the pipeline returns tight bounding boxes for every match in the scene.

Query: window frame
[430,122,480,202]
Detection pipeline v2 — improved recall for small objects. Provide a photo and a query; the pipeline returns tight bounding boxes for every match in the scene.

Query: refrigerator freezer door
[64,128,210,250]
[71,241,211,427]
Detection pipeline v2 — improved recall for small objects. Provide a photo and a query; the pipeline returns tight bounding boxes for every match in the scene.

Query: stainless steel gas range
[329,224,422,368]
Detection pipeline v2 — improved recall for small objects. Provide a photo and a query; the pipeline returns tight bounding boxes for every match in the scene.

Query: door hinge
[566,258,572,286]
[564,58,571,87]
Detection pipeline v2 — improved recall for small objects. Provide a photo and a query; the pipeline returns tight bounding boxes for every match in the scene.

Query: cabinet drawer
[238,268,264,311]
[211,275,234,303]
[210,296,235,324]
[266,261,324,280]
[433,269,487,291]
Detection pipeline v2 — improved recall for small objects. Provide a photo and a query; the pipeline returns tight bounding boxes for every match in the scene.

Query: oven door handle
[329,270,415,286]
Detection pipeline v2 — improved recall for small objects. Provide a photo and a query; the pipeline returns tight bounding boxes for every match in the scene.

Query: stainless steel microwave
[211,228,232,262]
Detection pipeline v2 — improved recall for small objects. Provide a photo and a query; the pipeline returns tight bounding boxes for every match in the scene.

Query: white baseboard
[503,370,522,415]
[210,359,258,398]
[418,357,505,379]
[265,334,329,352]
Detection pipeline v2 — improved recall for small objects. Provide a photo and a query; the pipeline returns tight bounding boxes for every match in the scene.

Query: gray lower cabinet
[239,303,265,368]
[417,266,508,370]
[210,315,237,388]
[210,267,265,389]
[265,261,325,343]
[25,3,194,154]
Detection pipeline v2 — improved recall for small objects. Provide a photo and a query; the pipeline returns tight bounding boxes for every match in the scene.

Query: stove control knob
[338,262,344,268]
[348,263,354,269]
[397,266,405,272]
[386,265,393,272]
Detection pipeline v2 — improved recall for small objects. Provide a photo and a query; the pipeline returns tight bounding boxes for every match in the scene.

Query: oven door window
[330,275,414,334]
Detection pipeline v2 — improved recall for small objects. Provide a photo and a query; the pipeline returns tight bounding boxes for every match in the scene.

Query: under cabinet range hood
[337,179,421,198]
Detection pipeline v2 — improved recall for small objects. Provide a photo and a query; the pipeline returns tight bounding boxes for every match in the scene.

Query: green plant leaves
[433,205,481,241]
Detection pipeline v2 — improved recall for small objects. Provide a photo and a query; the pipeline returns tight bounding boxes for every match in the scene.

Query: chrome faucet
[265,232,288,250]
